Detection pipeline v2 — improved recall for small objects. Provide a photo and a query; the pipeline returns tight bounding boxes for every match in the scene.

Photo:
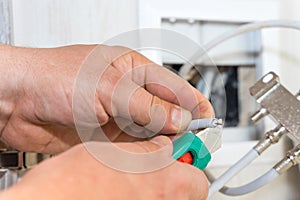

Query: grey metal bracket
[250,72,300,142]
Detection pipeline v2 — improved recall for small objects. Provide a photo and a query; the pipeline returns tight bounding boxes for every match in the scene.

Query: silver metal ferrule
[250,108,268,123]
[274,144,300,174]
[254,125,288,154]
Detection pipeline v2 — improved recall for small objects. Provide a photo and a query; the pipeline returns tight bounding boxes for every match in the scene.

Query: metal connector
[251,108,268,124]
[254,125,288,154]
[274,144,300,174]
[250,72,300,142]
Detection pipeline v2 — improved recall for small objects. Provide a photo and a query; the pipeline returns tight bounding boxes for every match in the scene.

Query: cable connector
[215,145,300,196]
[254,125,288,154]
[274,144,300,174]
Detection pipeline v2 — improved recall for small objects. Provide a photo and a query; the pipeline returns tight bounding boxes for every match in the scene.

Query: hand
[0,136,208,200]
[0,45,214,153]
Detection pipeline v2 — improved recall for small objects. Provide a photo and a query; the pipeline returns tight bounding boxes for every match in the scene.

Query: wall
[279,0,300,94]
[11,0,138,47]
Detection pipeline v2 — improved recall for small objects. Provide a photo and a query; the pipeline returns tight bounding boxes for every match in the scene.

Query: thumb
[127,87,193,134]
[124,135,173,154]
[110,74,193,134]
[109,135,174,172]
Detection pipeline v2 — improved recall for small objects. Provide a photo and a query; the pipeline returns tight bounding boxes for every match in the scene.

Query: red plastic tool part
[177,152,193,164]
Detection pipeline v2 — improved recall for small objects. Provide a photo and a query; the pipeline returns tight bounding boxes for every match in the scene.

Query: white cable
[208,149,259,198]
[187,118,222,130]
[179,20,300,79]
[220,169,279,196]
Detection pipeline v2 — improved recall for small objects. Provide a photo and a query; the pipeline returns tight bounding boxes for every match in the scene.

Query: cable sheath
[187,118,219,130]
[220,169,279,196]
[208,149,259,197]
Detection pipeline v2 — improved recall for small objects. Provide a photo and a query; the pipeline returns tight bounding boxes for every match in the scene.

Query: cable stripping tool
[172,118,223,170]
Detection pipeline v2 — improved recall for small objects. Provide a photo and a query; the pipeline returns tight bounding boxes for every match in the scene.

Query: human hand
[0,45,214,153]
[0,136,208,200]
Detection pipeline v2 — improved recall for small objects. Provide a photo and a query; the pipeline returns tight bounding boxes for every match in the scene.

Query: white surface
[138,0,280,26]
[11,0,138,47]
[279,0,300,94]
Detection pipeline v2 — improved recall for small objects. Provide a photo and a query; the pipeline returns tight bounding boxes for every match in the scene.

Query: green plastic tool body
[172,132,211,170]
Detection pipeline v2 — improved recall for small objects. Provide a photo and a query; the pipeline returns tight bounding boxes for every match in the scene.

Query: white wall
[11,0,138,47]
[279,0,300,94]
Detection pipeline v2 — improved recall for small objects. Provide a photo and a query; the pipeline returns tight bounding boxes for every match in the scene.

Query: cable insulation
[220,169,279,196]
[208,149,259,197]
[187,118,222,130]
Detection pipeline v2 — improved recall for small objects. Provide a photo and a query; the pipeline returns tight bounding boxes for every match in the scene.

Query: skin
[0,137,209,200]
[0,44,214,199]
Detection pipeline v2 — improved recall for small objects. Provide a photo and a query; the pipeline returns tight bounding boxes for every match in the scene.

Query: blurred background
[1,0,300,199]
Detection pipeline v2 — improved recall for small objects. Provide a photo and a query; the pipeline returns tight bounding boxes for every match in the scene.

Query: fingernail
[150,136,171,146]
[171,106,192,131]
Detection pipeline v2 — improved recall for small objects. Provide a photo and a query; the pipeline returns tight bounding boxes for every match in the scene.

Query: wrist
[0,45,28,134]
